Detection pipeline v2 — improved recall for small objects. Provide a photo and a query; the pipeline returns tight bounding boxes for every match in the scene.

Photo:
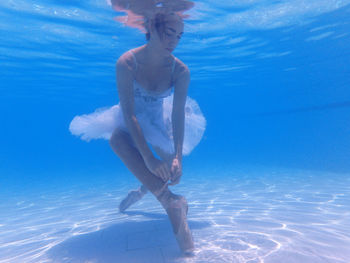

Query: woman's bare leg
[109,128,167,195]
[109,128,194,254]
[118,145,173,212]
[152,145,194,254]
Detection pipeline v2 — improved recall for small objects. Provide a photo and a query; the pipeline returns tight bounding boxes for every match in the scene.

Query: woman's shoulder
[116,49,137,71]
[173,56,190,78]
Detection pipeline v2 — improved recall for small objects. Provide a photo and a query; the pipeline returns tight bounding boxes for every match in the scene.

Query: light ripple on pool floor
[0,168,350,263]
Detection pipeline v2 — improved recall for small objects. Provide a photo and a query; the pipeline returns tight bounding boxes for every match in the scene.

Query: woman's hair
[111,0,192,40]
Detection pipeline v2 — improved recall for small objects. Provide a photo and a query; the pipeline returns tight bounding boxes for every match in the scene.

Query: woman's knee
[109,128,135,155]
[152,145,175,165]
[109,128,126,149]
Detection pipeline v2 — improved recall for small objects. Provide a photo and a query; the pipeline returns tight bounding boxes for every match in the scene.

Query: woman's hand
[169,157,182,185]
[144,155,172,182]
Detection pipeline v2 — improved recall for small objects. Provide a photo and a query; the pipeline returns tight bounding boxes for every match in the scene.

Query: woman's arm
[168,61,189,185]
[172,62,190,163]
[116,53,171,182]
[116,54,154,161]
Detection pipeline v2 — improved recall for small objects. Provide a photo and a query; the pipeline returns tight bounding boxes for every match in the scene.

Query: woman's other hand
[169,157,182,185]
[144,156,172,182]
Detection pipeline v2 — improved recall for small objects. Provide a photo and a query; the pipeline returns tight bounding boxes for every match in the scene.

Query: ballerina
[69,0,205,256]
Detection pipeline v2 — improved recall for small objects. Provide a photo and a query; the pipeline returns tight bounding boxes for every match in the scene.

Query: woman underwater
[69,0,205,255]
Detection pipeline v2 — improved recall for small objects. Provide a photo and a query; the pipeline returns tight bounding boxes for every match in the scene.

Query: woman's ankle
[156,188,172,207]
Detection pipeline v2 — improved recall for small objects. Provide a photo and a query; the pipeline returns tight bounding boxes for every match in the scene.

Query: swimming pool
[1,0,350,262]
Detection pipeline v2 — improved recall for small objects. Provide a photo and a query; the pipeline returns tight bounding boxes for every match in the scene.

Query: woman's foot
[158,191,194,255]
[119,185,148,213]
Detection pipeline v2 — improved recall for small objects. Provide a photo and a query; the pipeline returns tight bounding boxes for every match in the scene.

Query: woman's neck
[141,44,172,66]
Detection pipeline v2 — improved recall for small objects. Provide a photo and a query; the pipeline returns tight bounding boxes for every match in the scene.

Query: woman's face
[150,15,184,54]
[160,19,184,53]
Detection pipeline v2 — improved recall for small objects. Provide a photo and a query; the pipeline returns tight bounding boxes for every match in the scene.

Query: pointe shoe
[119,188,146,213]
[165,195,195,256]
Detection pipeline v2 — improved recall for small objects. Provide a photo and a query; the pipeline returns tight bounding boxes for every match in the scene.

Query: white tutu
[69,94,206,155]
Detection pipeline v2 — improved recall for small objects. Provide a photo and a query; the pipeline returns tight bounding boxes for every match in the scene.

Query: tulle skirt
[69,94,206,155]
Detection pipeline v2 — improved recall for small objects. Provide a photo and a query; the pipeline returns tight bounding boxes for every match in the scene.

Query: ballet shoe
[161,194,195,255]
[119,188,146,213]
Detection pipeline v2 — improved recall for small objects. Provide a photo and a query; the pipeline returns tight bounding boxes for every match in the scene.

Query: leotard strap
[129,50,138,72]
[171,56,176,74]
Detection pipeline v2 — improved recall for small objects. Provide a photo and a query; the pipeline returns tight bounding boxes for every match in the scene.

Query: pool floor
[1,167,349,263]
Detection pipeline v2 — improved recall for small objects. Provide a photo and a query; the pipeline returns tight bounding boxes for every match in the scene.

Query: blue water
[1,1,350,262]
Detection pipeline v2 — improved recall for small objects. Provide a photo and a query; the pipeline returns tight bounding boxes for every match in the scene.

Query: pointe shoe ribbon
[164,196,195,255]
[174,198,194,255]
